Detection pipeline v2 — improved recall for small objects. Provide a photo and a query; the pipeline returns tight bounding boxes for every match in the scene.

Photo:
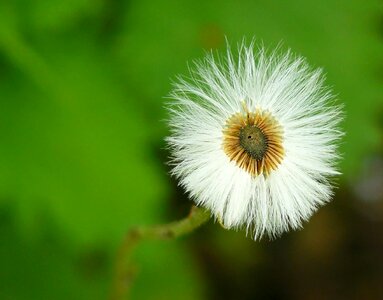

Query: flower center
[222,107,284,176]
[239,125,268,160]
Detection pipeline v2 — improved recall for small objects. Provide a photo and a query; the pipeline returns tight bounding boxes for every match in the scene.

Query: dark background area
[0,0,382,299]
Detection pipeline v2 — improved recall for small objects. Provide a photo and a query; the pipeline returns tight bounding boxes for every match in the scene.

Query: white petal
[166,41,343,240]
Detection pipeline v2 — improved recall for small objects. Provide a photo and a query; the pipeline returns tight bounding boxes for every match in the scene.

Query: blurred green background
[0,0,382,299]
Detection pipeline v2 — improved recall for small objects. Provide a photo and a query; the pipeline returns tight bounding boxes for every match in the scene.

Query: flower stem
[109,205,210,300]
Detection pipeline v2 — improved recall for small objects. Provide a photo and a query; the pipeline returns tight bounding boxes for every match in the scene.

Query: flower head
[166,42,343,239]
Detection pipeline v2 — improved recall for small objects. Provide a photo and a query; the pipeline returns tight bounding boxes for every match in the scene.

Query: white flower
[166,42,343,239]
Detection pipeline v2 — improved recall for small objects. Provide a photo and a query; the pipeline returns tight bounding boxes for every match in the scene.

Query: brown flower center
[222,107,284,176]
[239,125,268,161]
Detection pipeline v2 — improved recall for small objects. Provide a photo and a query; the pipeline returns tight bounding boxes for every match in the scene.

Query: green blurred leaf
[0,21,205,300]
[117,0,383,177]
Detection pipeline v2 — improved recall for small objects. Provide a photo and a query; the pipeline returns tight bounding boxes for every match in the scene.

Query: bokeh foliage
[0,0,382,299]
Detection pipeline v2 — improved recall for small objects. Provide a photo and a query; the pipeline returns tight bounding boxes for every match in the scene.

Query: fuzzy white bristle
[166,41,343,240]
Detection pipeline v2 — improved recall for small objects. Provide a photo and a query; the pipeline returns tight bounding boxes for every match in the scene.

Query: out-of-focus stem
[109,205,210,300]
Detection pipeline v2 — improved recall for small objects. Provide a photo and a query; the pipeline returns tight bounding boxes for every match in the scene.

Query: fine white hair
[166,41,343,239]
